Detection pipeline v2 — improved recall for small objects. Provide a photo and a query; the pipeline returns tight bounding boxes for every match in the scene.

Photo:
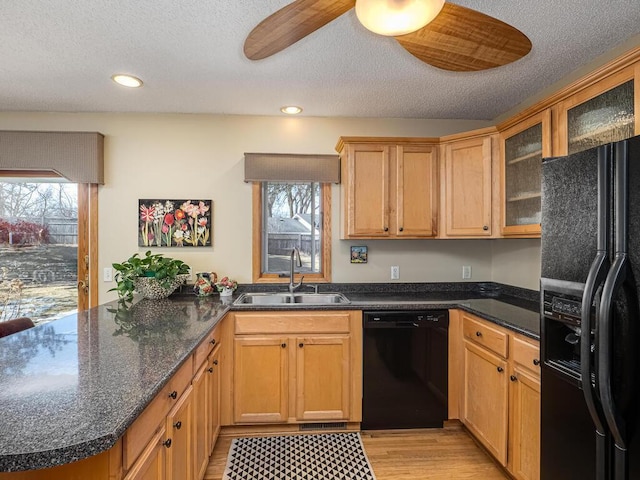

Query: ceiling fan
[244,0,532,72]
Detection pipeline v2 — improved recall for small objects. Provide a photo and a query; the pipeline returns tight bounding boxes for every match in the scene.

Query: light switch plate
[103,267,113,282]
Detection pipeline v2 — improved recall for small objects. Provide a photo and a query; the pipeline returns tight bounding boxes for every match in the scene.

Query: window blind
[244,153,340,183]
[0,131,104,184]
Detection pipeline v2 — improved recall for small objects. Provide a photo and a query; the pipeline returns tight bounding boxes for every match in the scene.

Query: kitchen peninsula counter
[0,282,538,472]
[0,296,228,472]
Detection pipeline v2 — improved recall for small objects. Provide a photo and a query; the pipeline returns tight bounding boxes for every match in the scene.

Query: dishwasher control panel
[363,310,449,328]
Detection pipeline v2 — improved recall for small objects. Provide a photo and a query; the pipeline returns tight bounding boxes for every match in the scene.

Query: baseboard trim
[219,422,360,438]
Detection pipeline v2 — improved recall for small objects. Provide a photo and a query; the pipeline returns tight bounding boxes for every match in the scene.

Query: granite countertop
[344,292,540,339]
[0,296,228,472]
[0,281,539,472]
[231,282,540,339]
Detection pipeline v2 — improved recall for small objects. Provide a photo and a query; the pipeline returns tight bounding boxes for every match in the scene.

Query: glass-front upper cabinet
[555,65,639,156]
[500,110,551,237]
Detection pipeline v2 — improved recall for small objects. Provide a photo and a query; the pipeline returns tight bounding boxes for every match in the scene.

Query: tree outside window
[262,182,322,274]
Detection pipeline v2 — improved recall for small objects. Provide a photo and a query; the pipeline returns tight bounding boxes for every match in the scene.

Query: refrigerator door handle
[581,251,609,416]
[598,255,630,479]
[581,252,610,480]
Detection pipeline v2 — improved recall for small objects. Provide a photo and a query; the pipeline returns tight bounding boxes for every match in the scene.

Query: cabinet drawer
[194,322,222,369]
[463,314,508,358]
[511,336,540,375]
[234,311,351,335]
[123,356,193,470]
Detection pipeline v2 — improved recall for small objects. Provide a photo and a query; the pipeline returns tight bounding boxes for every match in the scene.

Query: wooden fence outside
[268,234,320,256]
[4,217,78,245]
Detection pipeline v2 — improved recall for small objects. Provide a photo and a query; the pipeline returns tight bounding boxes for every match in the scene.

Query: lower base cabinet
[295,335,351,421]
[165,386,193,480]
[192,362,209,480]
[462,340,509,465]
[509,345,541,480]
[124,428,166,480]
[228,311,362,426]
[208,347,222,451]
[234,336,289,423]
[456,311,540,480]
[193,345,222,480]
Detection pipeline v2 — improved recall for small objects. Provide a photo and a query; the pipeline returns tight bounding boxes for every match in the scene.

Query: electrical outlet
[391,266,400,280]
[103,267,112,282]
[462,265,472,279]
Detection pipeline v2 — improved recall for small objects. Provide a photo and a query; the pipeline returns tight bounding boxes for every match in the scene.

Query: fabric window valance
[244,153,340,183]
[0,131,104,184]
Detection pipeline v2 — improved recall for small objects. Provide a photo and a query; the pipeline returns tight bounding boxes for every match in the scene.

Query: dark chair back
[0,317,35,338]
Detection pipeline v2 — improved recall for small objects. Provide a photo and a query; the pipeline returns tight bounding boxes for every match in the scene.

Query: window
[253,182,331,283]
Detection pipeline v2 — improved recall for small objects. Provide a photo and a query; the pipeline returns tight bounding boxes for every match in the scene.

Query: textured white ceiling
[1,0,639,120]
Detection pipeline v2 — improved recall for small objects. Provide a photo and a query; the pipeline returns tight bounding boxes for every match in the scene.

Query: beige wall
[0,112,542,302]
[491,239,541,291]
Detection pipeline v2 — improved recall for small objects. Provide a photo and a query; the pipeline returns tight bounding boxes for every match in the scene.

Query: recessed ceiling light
[111,74,143,88]
[280,105,303,115]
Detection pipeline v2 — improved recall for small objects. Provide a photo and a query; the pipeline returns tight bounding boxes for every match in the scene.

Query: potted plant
[215,276,238,297]
[111,251,190,300]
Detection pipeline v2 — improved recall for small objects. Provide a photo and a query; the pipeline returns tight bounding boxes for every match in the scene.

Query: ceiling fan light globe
[355,0,445,36]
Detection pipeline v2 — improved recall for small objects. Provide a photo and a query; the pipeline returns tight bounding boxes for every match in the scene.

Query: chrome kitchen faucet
[288,247,304,293]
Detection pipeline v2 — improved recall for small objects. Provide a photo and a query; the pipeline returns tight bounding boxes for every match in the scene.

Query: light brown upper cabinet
[336,137,439,239]
[500,110,551,237]
[441,130,496,237]
[553,63,640,156]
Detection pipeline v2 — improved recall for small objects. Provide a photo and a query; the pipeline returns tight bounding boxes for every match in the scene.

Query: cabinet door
[165,386,193,480]
[344,143,391,237]
[500,110,550,237]
[509,367,541,480]
[208,347,222,452]
[295,335,351,421]
[124,427,167,480]
[192,363,209,480]
[233,337,289,423]
[444,136,493,236]
[462,340,508,465]
[554,66,638,156]
[396,145,438,237]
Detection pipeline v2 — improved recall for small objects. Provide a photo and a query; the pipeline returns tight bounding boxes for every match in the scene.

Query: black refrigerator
[540,135,640,480]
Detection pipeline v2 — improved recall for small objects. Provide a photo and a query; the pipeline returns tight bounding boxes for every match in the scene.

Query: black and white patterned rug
[223,432,377,480]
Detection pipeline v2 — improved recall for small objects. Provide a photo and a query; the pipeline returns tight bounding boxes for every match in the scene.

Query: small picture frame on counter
[350,245,368,264]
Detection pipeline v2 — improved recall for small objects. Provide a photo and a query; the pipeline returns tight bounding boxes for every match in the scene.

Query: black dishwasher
[362,310,449,430]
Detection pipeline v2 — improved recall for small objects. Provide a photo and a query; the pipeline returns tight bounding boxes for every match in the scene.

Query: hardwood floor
[204,435,233,480]
[204,424,509,480]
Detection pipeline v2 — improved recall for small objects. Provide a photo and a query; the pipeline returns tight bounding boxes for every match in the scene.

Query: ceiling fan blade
[244,0,356,60]
[395,3,532,72]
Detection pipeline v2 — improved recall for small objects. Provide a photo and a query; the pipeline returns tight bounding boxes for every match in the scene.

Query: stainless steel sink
[233,292,350,306]
[291,293,350,304]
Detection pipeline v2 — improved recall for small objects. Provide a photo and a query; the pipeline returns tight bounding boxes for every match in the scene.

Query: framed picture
[350,245,368,263]
[139,199,212,247]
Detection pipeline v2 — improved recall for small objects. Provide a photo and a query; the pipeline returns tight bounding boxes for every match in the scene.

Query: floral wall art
[139,199,212,247]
